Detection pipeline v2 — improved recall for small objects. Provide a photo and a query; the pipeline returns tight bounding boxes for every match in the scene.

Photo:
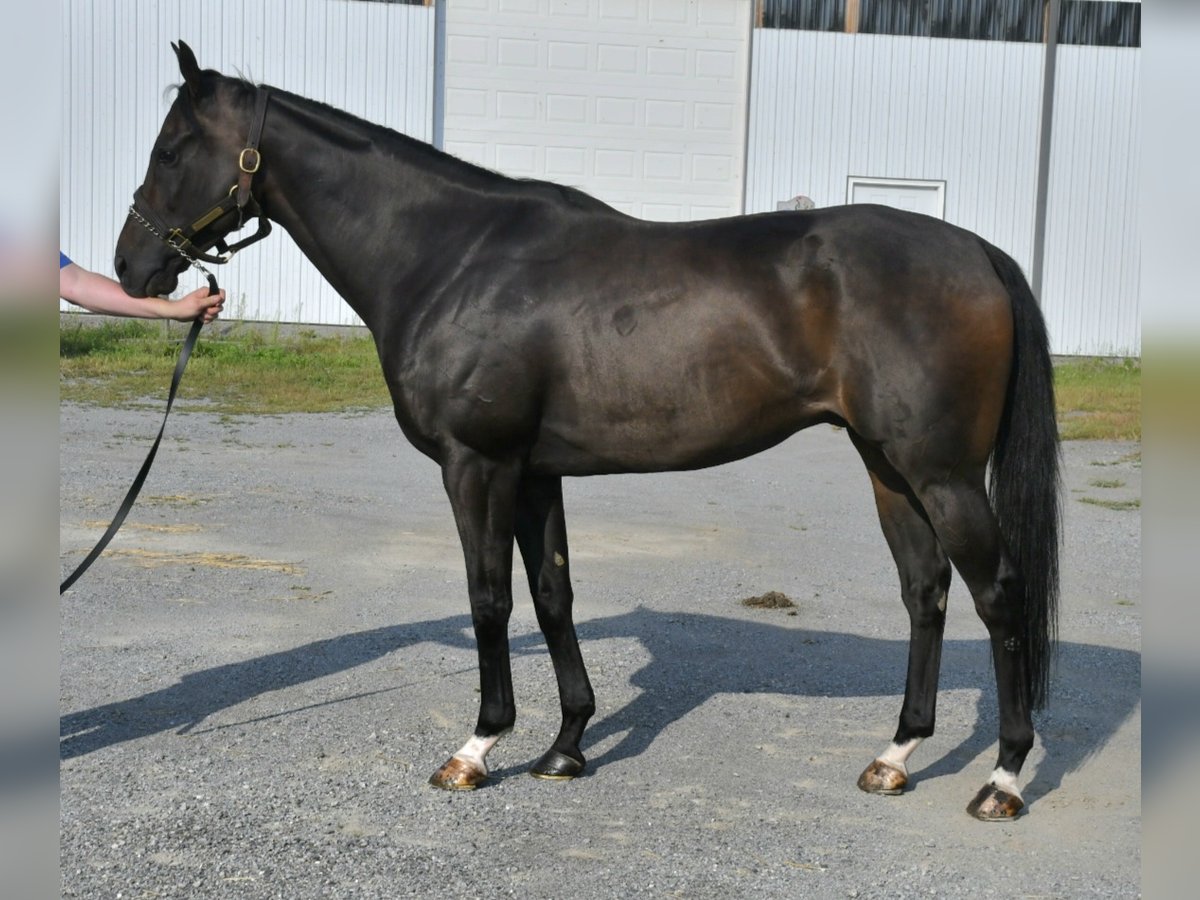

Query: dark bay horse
[114,43,1060,819]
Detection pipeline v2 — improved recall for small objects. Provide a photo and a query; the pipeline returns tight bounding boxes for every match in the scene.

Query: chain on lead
[128,203,218,288]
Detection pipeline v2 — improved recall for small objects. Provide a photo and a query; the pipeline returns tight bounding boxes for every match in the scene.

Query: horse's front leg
[428,450,522,791]
[514,474,594,780]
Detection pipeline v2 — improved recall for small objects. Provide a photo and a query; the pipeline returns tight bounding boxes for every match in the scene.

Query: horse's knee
[901,562,952,627]
[470,589,513,629]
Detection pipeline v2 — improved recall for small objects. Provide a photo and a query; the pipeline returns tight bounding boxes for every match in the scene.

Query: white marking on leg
[988,766,1022,800]
[452,734,500,776]
[877,737,922,775]
[937,592,948,613]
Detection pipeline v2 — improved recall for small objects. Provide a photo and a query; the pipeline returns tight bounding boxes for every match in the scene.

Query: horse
[114,42,1060,820]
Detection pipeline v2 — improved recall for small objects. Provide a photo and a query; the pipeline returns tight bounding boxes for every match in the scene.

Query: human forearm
[60,264,176,318]
[60,263,224,322]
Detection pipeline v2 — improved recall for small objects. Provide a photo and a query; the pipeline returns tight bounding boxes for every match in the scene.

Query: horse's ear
[172,40,207,100]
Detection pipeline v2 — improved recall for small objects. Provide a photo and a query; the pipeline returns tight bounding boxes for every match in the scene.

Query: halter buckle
[239,148,261,174]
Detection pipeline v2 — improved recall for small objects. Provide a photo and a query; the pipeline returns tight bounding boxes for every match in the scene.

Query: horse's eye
[156,148,179,166]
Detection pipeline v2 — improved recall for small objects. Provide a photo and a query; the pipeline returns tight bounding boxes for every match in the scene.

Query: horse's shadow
[60,607,1139,806]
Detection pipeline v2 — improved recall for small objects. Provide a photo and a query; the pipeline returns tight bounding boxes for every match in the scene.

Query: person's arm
[60,262,225,323]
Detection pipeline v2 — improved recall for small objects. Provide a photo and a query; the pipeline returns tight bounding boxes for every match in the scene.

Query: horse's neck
[258,93,497,333]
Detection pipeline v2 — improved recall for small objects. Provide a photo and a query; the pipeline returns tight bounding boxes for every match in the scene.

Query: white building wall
[442,0,753,222]
[61,0,435,325]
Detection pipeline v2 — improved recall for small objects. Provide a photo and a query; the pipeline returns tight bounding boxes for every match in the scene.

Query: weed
[1079,497,1141,511]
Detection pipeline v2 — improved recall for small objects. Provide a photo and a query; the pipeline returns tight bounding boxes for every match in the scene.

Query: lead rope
[60,251,220,594]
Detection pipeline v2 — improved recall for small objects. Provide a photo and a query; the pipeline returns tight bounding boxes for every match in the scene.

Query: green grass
[1054,358,1140,441]
[59,320,390,415]
[60,321,1142,441]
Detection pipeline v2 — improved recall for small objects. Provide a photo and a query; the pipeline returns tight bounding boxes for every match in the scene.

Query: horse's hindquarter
[816,206,1015,470]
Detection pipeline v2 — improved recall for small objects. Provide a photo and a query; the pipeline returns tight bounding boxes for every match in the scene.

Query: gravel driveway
[60,403,1140,898]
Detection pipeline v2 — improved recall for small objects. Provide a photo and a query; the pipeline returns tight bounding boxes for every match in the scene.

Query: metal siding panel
[1116,51,1141,355]
[63,0,436,326]
[904,39,930,177]
[1042,45,1140,355]
[766,33,791,205]
[825,34,857,206]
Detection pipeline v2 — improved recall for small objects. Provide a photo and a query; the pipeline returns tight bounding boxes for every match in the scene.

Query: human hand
[172,285,226,323]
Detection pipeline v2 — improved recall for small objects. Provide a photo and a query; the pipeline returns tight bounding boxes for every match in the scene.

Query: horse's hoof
[530,749,585,781]
[429,756,487,791]
[966,783,1024,820]
[857,759,907,795]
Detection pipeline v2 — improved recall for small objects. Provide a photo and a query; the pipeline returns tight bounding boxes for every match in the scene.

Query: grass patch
[1054,358,1140,441]
[1087,478,1126,489]
[1079,497,1141,512]
[60,320,390,415]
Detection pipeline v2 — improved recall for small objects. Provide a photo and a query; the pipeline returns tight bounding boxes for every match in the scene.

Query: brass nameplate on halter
[189,205,229,232]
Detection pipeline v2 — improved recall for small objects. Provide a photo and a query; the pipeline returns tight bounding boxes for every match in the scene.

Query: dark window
[926,0,1045,43]
[759,0,1141,47]
[761,0,845,31]
[858,0,935,38]
[1058,1,1140,47]
[838,0,1047,42]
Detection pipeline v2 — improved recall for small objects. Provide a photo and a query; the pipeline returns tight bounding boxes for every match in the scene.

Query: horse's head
[114,41,264,297]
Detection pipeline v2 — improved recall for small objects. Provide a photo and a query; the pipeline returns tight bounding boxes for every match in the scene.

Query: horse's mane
[219,73,618,214]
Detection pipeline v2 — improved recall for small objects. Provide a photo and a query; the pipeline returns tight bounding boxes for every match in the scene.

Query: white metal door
[847,177,946,219]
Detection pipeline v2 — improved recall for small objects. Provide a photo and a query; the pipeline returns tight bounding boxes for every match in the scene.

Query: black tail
[981,240,1062,711]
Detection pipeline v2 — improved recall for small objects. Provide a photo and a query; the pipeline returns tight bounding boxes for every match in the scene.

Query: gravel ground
[60,403,1141,898]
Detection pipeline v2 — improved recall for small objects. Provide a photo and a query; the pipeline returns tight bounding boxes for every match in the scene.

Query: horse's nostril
[114,255,127,279]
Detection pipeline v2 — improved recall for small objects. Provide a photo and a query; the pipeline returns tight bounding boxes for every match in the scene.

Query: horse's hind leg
[851,434,952,796]
[514,474,595,780]
[428,450,522,790]
[914,477,1033,819]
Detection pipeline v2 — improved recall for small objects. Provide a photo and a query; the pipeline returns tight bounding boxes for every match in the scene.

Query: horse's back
[397,201,1014,477]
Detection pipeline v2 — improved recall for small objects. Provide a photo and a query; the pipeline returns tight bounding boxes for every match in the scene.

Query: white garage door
[444,0,752,221]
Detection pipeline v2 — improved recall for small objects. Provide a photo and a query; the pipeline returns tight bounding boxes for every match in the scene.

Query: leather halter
[127,88,273,266]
